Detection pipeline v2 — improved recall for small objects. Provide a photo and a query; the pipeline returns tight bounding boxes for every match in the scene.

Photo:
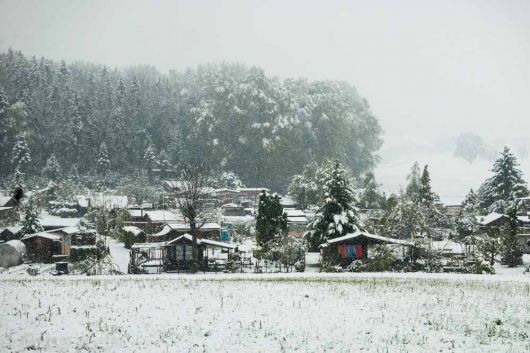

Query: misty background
[1,0,529,203]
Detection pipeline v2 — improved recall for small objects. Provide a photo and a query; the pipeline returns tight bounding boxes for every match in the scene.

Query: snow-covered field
[1,273,529,353]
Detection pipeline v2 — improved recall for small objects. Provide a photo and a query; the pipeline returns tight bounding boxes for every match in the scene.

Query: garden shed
[321,231,416,263]
[163,234,237,272]
[21,232,62,263]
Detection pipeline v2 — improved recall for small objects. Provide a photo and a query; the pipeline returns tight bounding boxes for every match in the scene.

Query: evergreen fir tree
[20,203,44,236]
[256,191,288,250]
[12,167,25,189]
[481,147,528,212]
[500,203,523,267]
[68,164,80,183]
[157,149,171,172]
[405,162,421,200]
[11,134,31,172]
[42,154,62,181]
[382,166,446,239]
[358,171,385,209]
[143,143,157,179]
[306,162,362,250]
[418,165,436,206]
[96,142,111,175]
[0,84,10,177]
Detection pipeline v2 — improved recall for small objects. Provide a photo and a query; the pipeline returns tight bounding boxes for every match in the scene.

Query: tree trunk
[190,221,199,273]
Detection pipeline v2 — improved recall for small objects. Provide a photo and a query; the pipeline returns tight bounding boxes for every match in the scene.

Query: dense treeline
[0,49,382,190]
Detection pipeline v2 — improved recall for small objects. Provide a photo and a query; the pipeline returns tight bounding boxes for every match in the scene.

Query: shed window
[175,246,184,260]
[185,245,193,260]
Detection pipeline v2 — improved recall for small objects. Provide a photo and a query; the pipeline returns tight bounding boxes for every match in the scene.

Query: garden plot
[1,274,529,353]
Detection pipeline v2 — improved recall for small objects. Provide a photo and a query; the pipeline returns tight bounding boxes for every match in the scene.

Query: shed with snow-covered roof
[162,233,237,272]
[320,231,416,264]
[21,232,63,263]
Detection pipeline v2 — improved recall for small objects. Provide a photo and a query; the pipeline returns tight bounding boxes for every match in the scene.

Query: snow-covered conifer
[306,161,362,250]
[11,134,31,172]
[42,154,62,180]
[96,142,111,175]
[480,147,528,212]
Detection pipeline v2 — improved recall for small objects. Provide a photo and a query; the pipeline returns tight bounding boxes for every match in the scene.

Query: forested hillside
[0,49,382,190]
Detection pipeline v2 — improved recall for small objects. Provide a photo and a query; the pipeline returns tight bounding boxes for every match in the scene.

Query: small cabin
[21,232,63,263]
[129,234,238,273]
[320,231,415,266]
[163,234,238,272]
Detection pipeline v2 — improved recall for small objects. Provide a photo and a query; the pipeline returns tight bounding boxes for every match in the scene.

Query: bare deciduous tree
[174,162,212,272]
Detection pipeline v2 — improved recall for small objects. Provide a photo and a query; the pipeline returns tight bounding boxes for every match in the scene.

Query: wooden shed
[320,231,415,264]
[21,232,62,263]
[163,233,237,272]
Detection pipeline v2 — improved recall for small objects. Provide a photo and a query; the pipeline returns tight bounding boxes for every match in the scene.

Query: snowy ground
[1,273,529,353]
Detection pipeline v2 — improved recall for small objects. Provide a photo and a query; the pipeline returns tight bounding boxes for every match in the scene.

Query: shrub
[70,246,97,262]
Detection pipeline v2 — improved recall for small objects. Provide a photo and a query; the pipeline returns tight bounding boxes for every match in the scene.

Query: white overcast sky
[1,0,529,202]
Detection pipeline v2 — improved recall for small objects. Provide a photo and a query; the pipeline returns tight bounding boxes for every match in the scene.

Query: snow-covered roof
[166,233,236,249]
[88,194,128,209]
[154,225,173,237]
[0,196,13,206]
[144,210,181,222]
[280,195,298,206]
[0,206,14,211]
[325,231,415,246]
[212,188,239,194]
[40,214,80,228]
[163,180,185,189]
[167,222,221,230]
[131,242,167,249]
[517,216,530,224]
[287,216,308,224]
[1,226,22,234]
[122,226,144,236]
[220,203,241,208]
[154,223,222,237]
[128,203,153,209]
[166,233,194,244]
[22,232,61,241]
[237,187,270,192]
[48,226,82,235]
[200,238,237,249]
[128,209,144,218]
[284,209,306,217]
[477,212,506,226]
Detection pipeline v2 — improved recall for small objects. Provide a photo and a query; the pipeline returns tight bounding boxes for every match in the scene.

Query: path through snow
[107,238,130,273]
